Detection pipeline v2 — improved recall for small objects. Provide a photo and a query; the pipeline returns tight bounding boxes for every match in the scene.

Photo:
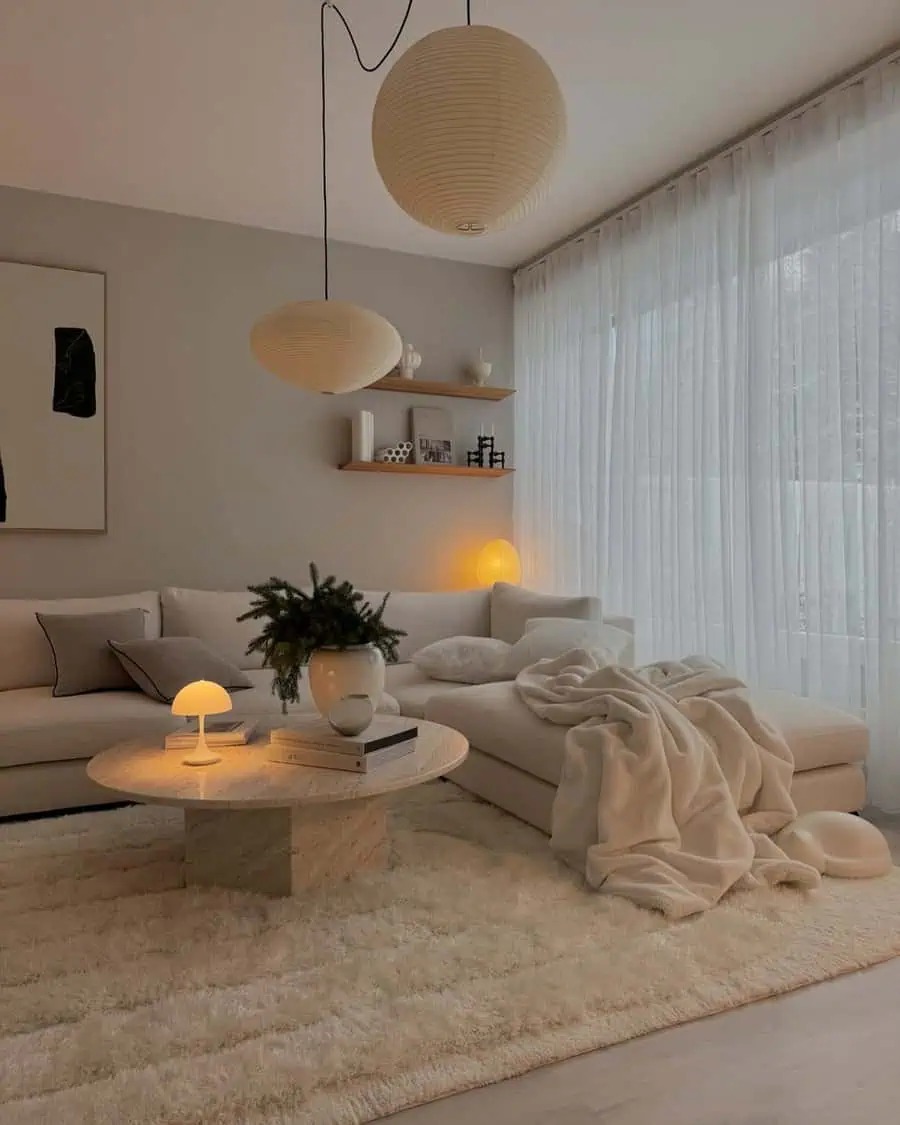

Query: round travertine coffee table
[87,720,468,897]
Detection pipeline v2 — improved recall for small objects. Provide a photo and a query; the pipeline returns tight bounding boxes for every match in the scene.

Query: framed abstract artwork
[0,262,106,531]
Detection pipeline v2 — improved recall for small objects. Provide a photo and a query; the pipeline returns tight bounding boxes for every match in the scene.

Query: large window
[514,58,900,810]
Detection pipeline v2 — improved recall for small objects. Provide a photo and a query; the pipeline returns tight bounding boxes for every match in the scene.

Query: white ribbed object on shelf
[250,301,402,394]
[372,24,566,236]
[351,409,375,462]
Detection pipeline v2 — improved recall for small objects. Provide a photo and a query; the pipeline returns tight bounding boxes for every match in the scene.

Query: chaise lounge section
[426,681,868,836]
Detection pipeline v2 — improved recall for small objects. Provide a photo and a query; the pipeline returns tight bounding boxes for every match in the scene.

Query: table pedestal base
[184,797,388,896]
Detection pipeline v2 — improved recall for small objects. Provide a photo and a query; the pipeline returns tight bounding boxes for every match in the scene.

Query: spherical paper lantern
[372,25,566,236]
[250,300,402,394]
[476,539,522,586]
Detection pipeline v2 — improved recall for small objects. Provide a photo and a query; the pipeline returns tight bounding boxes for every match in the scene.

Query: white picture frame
[410,406,454,467]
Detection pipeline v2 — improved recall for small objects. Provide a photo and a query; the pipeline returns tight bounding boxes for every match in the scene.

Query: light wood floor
[385,815,900,1125]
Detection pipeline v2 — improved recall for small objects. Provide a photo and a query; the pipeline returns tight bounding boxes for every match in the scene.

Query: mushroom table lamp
[171,680,232,767]
[476,539,522,587]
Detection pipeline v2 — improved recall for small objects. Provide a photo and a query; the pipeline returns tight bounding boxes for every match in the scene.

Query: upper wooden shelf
[340,461,513,479]
[366,376,515,402]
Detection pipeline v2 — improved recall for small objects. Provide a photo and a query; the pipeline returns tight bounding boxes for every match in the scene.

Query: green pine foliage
[238,563,406,711]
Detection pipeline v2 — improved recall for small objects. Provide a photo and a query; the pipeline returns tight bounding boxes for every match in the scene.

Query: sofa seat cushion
[383,664,471,719]
[426,681,565,785]
[426,682,869,788]
[0,686,181,768]
[0,671,402,770]
[751,690,868,773]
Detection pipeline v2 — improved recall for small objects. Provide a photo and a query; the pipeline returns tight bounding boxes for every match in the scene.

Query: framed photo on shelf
[410,406,454,466]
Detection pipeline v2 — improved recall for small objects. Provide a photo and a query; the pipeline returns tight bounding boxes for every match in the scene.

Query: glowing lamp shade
[250,300,403,394]
[476,539,522,586]
[171,680,232,767]
[372,25,566,236]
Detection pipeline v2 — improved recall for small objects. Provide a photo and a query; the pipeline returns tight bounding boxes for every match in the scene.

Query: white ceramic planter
[468,358,492,386]
[307,645,386,719]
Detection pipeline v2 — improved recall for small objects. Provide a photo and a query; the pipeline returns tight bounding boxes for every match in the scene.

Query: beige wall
[0,187,514,597]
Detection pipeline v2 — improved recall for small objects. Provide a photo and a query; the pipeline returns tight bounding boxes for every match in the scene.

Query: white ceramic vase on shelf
[307,644,386,721]
[468,349,492,386]
[398,342,422,380]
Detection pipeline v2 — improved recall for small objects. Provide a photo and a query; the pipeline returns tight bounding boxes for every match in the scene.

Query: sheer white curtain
[514,57,900,810]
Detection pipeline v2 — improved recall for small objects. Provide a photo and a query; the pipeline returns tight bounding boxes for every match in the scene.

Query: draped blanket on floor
[516,652,822,918]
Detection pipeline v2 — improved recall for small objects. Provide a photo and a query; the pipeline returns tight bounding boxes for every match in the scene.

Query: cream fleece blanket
[516,651,822,918]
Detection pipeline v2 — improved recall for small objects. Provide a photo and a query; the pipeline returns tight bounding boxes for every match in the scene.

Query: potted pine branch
[239,564,405,717]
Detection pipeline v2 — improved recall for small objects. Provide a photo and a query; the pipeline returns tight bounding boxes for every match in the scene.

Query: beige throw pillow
[412,636,511,683]
[36,608,149,697]
[500,618,633,678]
[489,582,602,644]
[110,636,253,704]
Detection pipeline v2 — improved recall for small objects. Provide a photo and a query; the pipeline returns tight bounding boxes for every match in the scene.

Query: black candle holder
[467,435,507,469]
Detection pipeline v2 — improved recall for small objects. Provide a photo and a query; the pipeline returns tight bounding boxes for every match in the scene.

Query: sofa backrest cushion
[359,589,491,663]
[0,591,161,692]
[161,587,264,670]
[490,582,602,644]
[161,586,491,671]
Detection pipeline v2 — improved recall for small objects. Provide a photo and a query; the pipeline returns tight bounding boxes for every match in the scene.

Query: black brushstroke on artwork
[53,327,96,418]
[0,448,6,524]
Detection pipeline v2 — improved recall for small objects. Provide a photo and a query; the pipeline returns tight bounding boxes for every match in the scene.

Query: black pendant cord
[466,0,471,25]
[320,0,415,300]
[320,1,330,300]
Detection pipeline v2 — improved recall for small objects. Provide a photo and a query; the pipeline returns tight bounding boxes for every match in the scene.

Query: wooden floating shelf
[339,461,513,479]
[366,376,515,402]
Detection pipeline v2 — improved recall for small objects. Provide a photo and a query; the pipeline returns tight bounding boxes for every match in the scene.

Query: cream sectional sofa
[0,585,868,821]
[0,583,528,817]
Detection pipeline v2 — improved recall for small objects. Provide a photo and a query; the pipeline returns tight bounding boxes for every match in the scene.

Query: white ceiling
[2,0,900,268]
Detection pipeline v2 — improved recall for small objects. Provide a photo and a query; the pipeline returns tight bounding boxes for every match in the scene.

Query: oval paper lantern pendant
[250,300,402,394]
[372,25,566,236]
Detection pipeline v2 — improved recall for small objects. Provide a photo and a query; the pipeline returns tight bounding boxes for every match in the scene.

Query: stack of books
[267,716,418,773]
[165,719,257,751]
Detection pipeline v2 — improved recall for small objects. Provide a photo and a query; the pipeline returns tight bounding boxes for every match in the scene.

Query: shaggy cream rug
[2,784,900,1125]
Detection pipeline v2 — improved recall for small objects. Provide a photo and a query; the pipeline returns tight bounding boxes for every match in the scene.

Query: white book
[165,719,257,749]
[266,739,415,774]
[270,715,418,756]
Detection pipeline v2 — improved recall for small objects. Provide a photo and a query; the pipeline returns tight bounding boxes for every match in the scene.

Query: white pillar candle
[352,410,375,462]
